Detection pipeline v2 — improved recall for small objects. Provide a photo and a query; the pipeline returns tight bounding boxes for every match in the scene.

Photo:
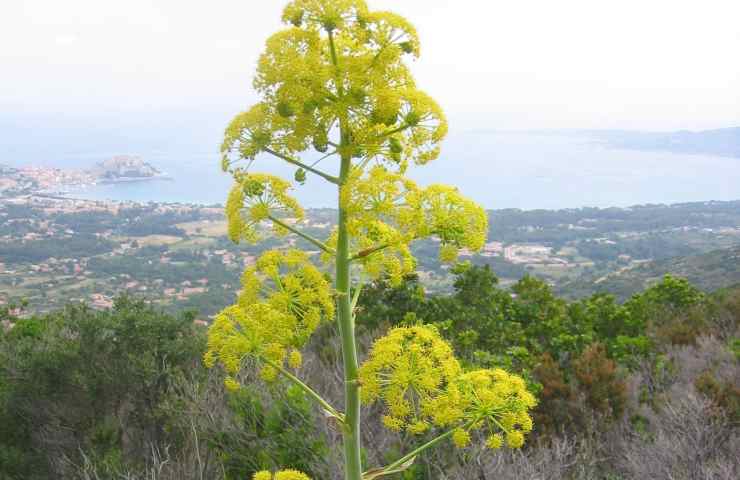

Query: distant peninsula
[90,155,170,183]
[581,127,740,159]
[0,156,170,198]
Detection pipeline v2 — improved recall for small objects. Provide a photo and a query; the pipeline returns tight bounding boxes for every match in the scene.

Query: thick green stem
[328,25,362,480]
[337,153,363,480]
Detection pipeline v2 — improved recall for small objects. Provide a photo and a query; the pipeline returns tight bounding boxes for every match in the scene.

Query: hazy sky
[2,0,739,130]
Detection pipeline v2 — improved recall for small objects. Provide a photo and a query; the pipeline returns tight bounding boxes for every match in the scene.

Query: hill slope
[558,245,740,300]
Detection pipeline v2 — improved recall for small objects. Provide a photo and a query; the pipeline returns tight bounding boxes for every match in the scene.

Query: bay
[2,114,738,210]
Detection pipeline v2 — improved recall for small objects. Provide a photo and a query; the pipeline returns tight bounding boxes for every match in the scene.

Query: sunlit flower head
[253,469,311,480]
[221,0,446,175]
[239,249,335,341]
[319,166,487,282]
[204,250,333,383]
[407,184,488,263]
[358,324,462,432]
[225,172,304,243]
[428,368,537,450]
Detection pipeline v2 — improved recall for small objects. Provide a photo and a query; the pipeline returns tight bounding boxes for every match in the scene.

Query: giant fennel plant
[205,1,536,479]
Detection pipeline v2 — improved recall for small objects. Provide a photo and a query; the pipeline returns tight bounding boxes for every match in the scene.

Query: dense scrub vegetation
[2,270,738,479]
[0,235,117,264]
[488,200,740,248]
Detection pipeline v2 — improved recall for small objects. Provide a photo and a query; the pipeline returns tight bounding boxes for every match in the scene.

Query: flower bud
[506,430,525,449]
[486,433,503,450]
[252,131,272,149]
[350,88,367,105]
[290,11,303,27]
[452,429,471,448]
[389,137,403,154]
[288,350,303,369]
[243,179,265,197]
[294,168,307,184]
[352,147,365,159]
[277,102,295,118]
[302,100,319,114]
[371,109,399,126]
[399,41,415,54]
[313,132,329,153]
[405,111,420,126]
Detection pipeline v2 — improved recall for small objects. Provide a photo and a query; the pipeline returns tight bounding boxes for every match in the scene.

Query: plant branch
[267,215,334,254]
[375,123,413,140]
[263,147,340,184]
[350,243,391,262]
[310,149,339,168]
[328,30,341,70]
[351,280,365,314]
[260,356,344,423]
[373,418,479,476]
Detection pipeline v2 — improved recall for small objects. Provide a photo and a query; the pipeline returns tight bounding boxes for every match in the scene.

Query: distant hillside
[558,245,740,300]
[583,127,740,158]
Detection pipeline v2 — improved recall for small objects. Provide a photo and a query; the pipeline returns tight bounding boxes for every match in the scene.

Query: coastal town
[0,156,165,197]
[2,162,740,315]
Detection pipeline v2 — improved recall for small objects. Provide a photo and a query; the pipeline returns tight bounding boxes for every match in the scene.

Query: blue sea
[2,113,739,210]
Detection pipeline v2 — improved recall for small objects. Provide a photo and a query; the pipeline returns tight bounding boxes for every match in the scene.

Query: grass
[175,220,228,237]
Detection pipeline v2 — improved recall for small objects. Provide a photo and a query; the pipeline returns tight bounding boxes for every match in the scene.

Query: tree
[204,2,536,479]
[0,298,205,478]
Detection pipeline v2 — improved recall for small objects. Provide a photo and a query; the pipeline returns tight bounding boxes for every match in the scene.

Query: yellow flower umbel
[253,469,311,480]
[204,249,334,386]
[358,325,461,433]
[320,166,488,285]
[407,185,488,264]
[428,368,537,450]
[239,249,335,343]
[328,166,421,285]
[359,325,536,449]
[225,172,304,243]
[221,0,446,176]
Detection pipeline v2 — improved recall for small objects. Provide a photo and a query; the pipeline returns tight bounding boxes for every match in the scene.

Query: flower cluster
[430,368,537,450]
[225,172,304,243]
[220,0,447,176]
[359,325,536,449]
[239,249,335,342]
[358,325,462,433]
[253,469,311,480]
[407,184,488,263]
[204,249,333,386]
[328,166,419,284]
[320,166,488,283]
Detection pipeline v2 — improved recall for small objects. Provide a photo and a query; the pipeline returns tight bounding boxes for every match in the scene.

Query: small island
[91,155,170,183]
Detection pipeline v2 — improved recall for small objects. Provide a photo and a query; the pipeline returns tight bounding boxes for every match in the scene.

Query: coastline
[97,174,173,184]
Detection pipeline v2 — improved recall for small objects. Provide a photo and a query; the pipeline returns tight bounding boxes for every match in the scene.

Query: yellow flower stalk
[205,1,534,479]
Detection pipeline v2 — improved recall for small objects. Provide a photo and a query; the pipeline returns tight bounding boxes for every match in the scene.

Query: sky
[1,0,739,131]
